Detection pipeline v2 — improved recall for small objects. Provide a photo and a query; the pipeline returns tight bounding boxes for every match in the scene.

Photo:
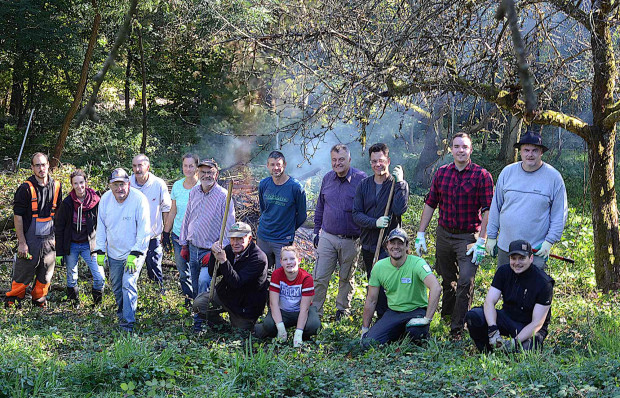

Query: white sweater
[130,172,171,238]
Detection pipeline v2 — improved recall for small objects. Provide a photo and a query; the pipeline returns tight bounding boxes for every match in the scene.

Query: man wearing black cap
[360,228,441,347]
[486,129,567,269]
[465,239,554,353]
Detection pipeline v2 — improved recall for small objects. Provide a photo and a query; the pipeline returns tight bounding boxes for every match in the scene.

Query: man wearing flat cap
[465,239,555,353]
[94,168,151,332]
[486,128,567,269]
[360,228,441,347]
[192,222,269,332]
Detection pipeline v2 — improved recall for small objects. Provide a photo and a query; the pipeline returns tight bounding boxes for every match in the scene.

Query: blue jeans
[256,238,292,270]
[361,307,429,347]
[108,257,143,331]
[65,242,105,290]
[145,238,164,287]
[189,244,211,298]
[172,233,193,300]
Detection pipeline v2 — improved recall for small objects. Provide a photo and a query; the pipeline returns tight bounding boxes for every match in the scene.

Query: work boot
[67,286,79,302]
[92,288,103,306]
[4,297,21,309]
[32,299,47,308]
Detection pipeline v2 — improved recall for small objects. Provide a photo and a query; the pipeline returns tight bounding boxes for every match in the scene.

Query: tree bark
[137,26,148,154]
[125,38,132,116]
[9,58,25,129]
[50,1,101,169]
[503,115,522,165]
[413,105,445,188]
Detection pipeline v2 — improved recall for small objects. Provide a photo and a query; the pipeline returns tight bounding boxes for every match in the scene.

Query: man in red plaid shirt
[415,132,494,338]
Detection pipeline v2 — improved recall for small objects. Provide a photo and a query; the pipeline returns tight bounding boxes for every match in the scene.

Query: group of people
[4,127,566,353]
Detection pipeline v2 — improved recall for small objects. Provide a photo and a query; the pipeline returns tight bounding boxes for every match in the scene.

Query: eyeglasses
[199,170,217,176]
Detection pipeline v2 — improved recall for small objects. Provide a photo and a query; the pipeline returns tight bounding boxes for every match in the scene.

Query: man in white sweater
[95,168,151,332]
[130,154,171,290]
[486,129,567,270]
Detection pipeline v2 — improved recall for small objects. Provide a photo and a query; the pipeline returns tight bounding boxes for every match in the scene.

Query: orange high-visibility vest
[24,180,61,222]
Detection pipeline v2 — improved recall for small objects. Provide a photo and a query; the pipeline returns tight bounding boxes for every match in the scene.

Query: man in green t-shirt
[361,228,441,346]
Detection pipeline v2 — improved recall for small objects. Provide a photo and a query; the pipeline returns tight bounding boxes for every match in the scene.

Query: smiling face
[198,165,218,191]
[370,151,390,178]
[280,249,300,275]
[110,181,130,203]
[182,157,198,178]
[71,175,87,198]
[451,136,472,168]
[386,238,407,261]
[519,144,544,171]
[267,157,286,179]
[509,253,534,274]
[230,234,252,254]
[331,149,351,177]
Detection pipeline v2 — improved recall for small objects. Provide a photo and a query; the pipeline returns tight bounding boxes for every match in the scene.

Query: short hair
[368,143,389,158]
[267,150,286,162]
[451,132,472,145]
[31,152,48,165]
[330,144,350,157]
[182,153,200,166]
[133,154,150,165]
[70,169,87,183]
[280,245,299,258]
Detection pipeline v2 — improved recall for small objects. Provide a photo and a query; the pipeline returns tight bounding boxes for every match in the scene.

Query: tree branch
[545,0,590,29]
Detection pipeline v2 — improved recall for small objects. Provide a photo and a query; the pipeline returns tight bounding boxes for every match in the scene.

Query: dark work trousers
[145,237,164,291]
[435,226,478,332]
[361,307,429,347]
[465,307,547,353]
[361,249,388,318]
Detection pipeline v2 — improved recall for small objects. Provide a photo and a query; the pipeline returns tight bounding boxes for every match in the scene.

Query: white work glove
[485,238,497,257]
[293,329,303,347]
[499,337,518,353]
[360,326,369,339]
[375,216,390,229]
[535,241,553,259]
[466,237,487,265]
[392,165,404,183]
[415,232,427,256]
[406,317,431,327]
[276,322,287,342]
[488,327,502,348]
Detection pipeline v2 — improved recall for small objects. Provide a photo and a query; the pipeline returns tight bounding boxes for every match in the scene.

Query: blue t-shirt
[170,178,198,237]
[257,177,307,243]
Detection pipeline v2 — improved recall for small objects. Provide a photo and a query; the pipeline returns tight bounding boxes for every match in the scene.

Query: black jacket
[55,195,98,256]
[208,240,269,319]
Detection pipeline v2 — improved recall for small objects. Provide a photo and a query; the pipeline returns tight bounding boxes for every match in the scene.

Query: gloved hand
[499,337,518,353]
[466,237,487,265]
[360,326,369,339]
[375,216,390,229]
[406,316,431,327]
[313,234,320,249]
[201,252,211,267]
[488,325,502,347]
[161,232,172,252]
[276,322,287,341]
[535,241,552,259]
[293,329,304,347]
[55,256,63,267]
[125,251,142,273]
[415,232,427,256]
[485,238,497,257]
[392,165,404,183]
[95,250,106,267]
[181,245,190,262]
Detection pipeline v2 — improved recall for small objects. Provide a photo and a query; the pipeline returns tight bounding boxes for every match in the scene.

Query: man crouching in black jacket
[193,222,268,332]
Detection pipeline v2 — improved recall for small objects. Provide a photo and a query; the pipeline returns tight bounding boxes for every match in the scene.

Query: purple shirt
[314,167,367,237]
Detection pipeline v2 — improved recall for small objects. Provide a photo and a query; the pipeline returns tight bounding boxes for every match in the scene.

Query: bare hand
[17,241,29,259]
[212,241,226,262]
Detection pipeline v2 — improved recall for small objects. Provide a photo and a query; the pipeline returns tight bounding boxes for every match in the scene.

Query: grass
[0,169,619,397]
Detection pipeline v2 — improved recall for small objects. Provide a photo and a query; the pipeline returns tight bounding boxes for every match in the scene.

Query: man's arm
[294,185,307,230]
[546,177,568,244]
[483,286,502,327]
[352,181,378,229]
[422,273,442,320]
[390,179,409,216]
[94,201,107,252]
[14,215,28,257]
[478,210,489,239]
[515,304,550,343]
[215,248,265,289]
[313,182,325,235]
[362,285,380,328]
[296,295,313,331]
[164,200,177,234]
[418,204,436,233]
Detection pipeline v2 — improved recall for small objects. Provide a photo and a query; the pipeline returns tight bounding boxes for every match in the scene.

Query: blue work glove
[466,237,487,265]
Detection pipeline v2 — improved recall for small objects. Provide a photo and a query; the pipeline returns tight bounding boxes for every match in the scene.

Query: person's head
[368,143,390,177]
[31,152,49,182]
[228,222,253,254]
[451,133,473,167]
[330,144,352,177]
[182,153,199,178]
[267,151,286,179]
[280,245,300,274]
[508,239,534,274]
[70,169,88,197]
[197,158,219,190]
[514,129,547,171]
[132,154,150,180]
[109,168,131,203]
[385,228,409,261]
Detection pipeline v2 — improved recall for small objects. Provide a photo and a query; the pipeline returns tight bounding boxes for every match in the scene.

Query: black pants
[361,249,388,318]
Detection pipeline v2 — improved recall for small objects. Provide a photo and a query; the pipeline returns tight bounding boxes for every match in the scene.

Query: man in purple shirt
[312,144,367,320]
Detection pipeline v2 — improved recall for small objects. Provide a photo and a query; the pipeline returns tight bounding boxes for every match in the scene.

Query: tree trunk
[413,114,442,188]
[137,26,148,154]
[125,39,132,116]
[501,115,521,165]
[50,1,101,169]
[9,58,25,128]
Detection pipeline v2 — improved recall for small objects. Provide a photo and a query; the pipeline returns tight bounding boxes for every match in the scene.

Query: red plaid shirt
[425,161,494,232]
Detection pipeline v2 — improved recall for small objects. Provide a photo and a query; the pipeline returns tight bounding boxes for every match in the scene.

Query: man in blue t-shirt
[257,151,307,270]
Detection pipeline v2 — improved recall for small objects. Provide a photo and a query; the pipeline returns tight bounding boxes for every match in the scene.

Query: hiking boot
[32,299,47,308]
[4,297,21,309]
[92,288,103,306]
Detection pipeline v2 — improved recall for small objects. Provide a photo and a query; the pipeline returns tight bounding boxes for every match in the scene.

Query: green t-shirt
[369,255,433,312]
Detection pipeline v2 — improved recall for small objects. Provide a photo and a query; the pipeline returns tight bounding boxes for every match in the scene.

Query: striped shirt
[179,183,235,249]
[269,267,314,312]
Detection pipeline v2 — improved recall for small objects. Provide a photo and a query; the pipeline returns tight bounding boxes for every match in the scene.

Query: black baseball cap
[507,240,533,257]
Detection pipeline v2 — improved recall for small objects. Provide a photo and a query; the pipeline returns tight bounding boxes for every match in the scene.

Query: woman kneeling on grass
[254,246,321,346]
